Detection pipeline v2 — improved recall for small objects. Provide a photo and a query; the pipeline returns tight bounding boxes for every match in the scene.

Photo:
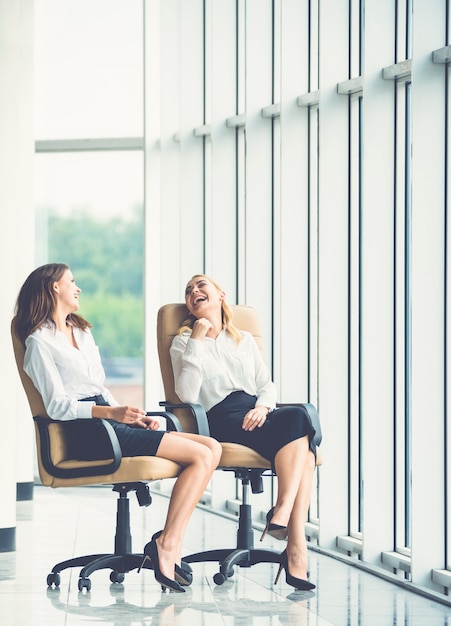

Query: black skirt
[207,391,321,466]
[68,395,165,460]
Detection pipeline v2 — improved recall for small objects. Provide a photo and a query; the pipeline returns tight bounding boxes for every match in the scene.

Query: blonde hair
[178,274,242,344]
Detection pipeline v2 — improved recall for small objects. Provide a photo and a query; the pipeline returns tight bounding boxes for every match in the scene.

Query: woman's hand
[191,317,213,340]
[134,415,161,430]
[242,405,269,431]
[107,406,160,429]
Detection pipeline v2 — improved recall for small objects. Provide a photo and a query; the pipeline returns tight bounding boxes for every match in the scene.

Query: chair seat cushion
[219,442,271,469]
[219,441,323,468]
[41,456,182,488]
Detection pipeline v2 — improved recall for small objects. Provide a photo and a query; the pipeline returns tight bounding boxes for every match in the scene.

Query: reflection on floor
[0,485,450,625]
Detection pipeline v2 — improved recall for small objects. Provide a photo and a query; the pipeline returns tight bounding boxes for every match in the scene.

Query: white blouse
[23,323,118,421]
[170,329,277,412]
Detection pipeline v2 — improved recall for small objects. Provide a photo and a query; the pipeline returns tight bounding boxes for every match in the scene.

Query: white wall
[0,0,35,549]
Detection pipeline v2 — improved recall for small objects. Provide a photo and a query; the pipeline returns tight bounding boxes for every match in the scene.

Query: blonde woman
[170,274,322,591]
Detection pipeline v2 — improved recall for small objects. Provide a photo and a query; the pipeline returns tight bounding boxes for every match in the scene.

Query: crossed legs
[152,432,222,580]
[271,436,316,580]
[150,427,316,582]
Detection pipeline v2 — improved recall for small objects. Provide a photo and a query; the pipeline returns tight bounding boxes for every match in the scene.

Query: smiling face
[53,269,81,315]
[184,275,225,318]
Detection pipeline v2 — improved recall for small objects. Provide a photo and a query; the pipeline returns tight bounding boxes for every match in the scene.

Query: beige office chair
[11,318,184,592]
[156,303,322,585]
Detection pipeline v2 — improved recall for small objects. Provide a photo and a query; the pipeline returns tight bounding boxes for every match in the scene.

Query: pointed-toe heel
[274,550,316,591]
[143,536,185,593]
[149,530,192,587]
[260,507,288,542]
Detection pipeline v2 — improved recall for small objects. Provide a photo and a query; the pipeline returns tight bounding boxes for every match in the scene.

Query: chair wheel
[46,572,61,587]
[110,571,125,583]
[213,572,227,585]
[78,577,91,592]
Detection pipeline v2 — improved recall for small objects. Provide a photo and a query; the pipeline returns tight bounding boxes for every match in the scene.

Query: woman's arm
[24,334,152,426]
[170,334,205,404]
[24,336,93,420]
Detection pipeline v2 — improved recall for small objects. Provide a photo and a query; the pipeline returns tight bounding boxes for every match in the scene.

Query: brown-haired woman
[14,263,222,593]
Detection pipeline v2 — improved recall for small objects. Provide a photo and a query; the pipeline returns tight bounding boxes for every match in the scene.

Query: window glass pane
[34,151,144,407]
[34,0,143,139]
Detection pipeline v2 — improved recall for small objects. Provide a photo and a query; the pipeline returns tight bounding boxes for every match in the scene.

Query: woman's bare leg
[270,438,316,580]
[270,435,309,527]
[152,432,222,579]
[285,451,315,579]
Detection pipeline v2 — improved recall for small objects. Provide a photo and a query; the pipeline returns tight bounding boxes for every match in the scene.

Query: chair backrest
[11,317,49,419]
[156,303,264,433]
[11,317,75,483]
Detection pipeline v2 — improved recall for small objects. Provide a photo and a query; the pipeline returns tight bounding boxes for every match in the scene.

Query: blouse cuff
[76,401,95,420]
[256,395,276,411]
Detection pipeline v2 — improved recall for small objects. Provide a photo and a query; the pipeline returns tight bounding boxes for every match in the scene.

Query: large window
[34,0,144,405]
[34,0,143,139]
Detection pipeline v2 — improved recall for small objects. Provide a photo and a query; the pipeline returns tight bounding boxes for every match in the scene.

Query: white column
[360,0,397,565]
[208,0,238,288]
[0,0,35,551]
[410,0,447,591]
[244,0,274,361]
[277,0,311,400]
[178,0,204,286]
[143,0,162,408]
[316,0,351,550]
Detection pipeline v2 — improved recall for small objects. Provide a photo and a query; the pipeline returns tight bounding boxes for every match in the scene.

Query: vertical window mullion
[348,91,362,537]
[236,0,247,303]
[404,81,412,550]
[394,77,407,555]
[445,60,451,574]
[393,77,412,558]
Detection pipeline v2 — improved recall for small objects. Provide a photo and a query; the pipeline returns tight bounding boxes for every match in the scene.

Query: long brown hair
[178,274,242,344]
[14,263,91,345]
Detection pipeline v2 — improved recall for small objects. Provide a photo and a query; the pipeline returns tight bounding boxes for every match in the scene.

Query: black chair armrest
[146,410,183,432]
[34,416,122,479]
[159,401,211,436]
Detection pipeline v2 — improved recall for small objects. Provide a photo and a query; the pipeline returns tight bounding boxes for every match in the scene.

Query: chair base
[46,553,154,591]
[46,482,154,591]
[184,546,281,585]
[183,485,283,586]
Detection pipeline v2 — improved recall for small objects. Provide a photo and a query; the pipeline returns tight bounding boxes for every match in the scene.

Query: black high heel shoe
[274,549,316,591]
[141,536,185,593]
[260,507,288,541]
[175,561,193,586]
[151,531,193,586]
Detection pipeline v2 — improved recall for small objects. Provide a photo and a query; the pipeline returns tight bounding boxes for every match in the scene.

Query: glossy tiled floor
[1,485,450,626]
